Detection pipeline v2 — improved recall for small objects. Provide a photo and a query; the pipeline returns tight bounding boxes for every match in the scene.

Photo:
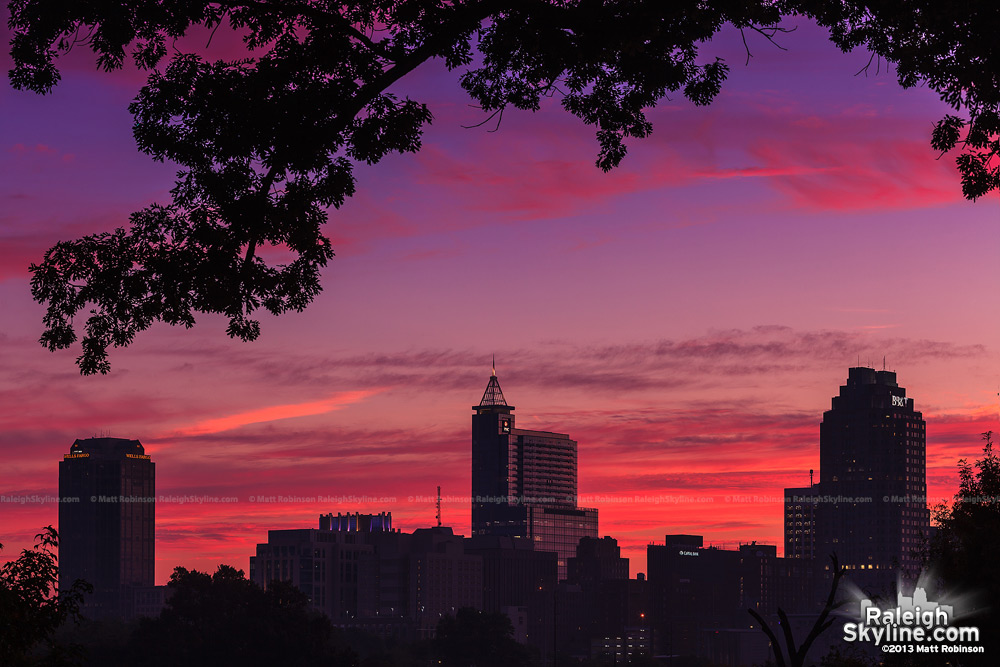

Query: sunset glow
[1,15,998,584]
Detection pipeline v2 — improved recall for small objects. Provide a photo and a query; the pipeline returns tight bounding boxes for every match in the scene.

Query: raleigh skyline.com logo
[843,587,983,655]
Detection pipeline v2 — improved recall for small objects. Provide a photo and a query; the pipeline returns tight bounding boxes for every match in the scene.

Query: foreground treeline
[3,557,537,667]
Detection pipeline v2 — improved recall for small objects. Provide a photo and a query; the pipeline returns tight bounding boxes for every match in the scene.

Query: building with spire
[784,367,929,591]
[472,365,598,580]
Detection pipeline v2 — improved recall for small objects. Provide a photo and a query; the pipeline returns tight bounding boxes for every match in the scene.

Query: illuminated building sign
[126,454,151,460]
[678,550,700,556]
[64,453,90,459]
[892,395,907,407]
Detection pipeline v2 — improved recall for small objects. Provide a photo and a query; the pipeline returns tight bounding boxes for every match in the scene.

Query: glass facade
[527,506,599,581]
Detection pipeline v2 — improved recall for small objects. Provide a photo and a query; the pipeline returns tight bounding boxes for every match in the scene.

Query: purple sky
[1,15,998,580]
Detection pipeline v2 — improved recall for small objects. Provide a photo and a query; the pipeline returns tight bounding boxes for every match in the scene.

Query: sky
[1,13,998,582]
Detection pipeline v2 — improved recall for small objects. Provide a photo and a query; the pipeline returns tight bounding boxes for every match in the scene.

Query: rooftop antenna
[883,356,886,371]
[809,469,814,486]
[436,486,442,527]
[492,355,496,377]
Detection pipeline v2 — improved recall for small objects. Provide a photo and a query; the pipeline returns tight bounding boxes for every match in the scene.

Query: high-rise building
[58,437,155,619]
[471,367,597,579]
[784,367,929,590]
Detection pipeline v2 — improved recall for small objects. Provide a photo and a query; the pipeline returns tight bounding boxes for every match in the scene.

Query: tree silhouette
[8,1,999,373]
[925,431,1000,664]
[0,526,92,666]
[434,607,532,667]
[130,564,356,666]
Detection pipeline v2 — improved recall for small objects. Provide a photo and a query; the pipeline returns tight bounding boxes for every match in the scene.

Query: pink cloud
[9,143,57,156]
[169,390,381,436]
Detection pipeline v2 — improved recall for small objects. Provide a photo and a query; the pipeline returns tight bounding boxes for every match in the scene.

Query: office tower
[58,437,155,619]
[784,367,929,588]
[471,367,597,579]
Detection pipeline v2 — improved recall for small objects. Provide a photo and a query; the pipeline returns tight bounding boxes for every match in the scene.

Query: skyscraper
[472,367,597,579]
[784,367,929,589]
[59,437,155,619]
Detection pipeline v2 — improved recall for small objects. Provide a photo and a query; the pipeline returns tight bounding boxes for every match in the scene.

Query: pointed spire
[478,360,511,409]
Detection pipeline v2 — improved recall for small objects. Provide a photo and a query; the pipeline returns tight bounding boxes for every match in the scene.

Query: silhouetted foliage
[0,526,92,666]
[7,1,999,373]
[341,629,434,667]
[129,564,356,667]
[50,617,137,667]
[926,431,1000,664]
[435,607,532,667]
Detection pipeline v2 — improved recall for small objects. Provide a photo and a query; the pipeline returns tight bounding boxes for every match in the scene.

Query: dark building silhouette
[250,515,482,640]
[251,513,564,652]
[563,536,651,661]
[471,367,597,579]
[363,526,482,639]
[785,481,817,560]
[568,536,629,586]
[784,367,929,591]
[646,535,821,665]
[465,535,558,613]
[250,526,378,622]
[58,437,155,619]
[465,535,558,654]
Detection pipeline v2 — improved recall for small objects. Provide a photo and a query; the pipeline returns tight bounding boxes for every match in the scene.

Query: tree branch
[462,105,505,131]
[749,554,847,667]
[328,1,505,137]
[748,608,787,667]
[749,24,792,51]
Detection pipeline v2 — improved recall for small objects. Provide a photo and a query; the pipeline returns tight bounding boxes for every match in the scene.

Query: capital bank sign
[891,395,907,408]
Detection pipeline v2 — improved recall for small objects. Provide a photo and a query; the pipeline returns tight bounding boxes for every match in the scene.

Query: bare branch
[855,51,876,76]
[749,24,792,52]
[748,608,787,667]
[462,105,505,131]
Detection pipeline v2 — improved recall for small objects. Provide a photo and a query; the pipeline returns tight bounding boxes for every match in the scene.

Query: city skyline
[2,12,999,584]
